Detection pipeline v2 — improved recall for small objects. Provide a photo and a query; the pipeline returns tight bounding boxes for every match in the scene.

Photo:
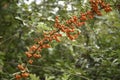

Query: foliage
[0,0,120,80]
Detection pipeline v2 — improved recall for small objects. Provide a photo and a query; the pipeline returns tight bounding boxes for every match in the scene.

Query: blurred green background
[0,0,120,80]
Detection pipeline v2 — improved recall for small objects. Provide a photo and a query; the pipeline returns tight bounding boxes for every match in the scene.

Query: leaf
[30,74,40,80]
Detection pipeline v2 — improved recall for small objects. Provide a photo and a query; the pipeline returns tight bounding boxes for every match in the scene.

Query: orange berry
[74,34,78,39]
[104,7,112,12]
[96,11,102,16]
[66,20,70,24]
[61,27,66,32]
[15,74,21,80]
[77,22,83,26]
[38,41,43,45]
[21,72,29,78]
[28,59,33,64]
[68,35,74,40]
[101,2,106,8]
[70,18,74,23]
[17,64,25,70]
[30,45,37,51]
[45,44,51,48]
[73,16,78,22]
[33,54,41,58]
[55,36,61,42]
[42,44,51,48]
[70,26,75,29]
[38,47,42,51]
[80,15,87,21]
[56,16,59,19]
[25,52,32,58]
[81,22,85,25]
[88,15,94,19]
[67,29,74,32]
[56,33,62,37]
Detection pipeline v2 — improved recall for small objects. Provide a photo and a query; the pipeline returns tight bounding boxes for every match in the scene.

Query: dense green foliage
[0,0,120,80]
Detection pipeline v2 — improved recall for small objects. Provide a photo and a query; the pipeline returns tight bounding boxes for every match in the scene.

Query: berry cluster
[14,0,112,80]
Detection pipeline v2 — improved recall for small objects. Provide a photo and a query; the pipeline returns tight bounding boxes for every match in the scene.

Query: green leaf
[30,74,40,80]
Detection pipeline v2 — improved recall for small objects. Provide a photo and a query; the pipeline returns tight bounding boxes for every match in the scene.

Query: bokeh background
[0,0,120,80]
